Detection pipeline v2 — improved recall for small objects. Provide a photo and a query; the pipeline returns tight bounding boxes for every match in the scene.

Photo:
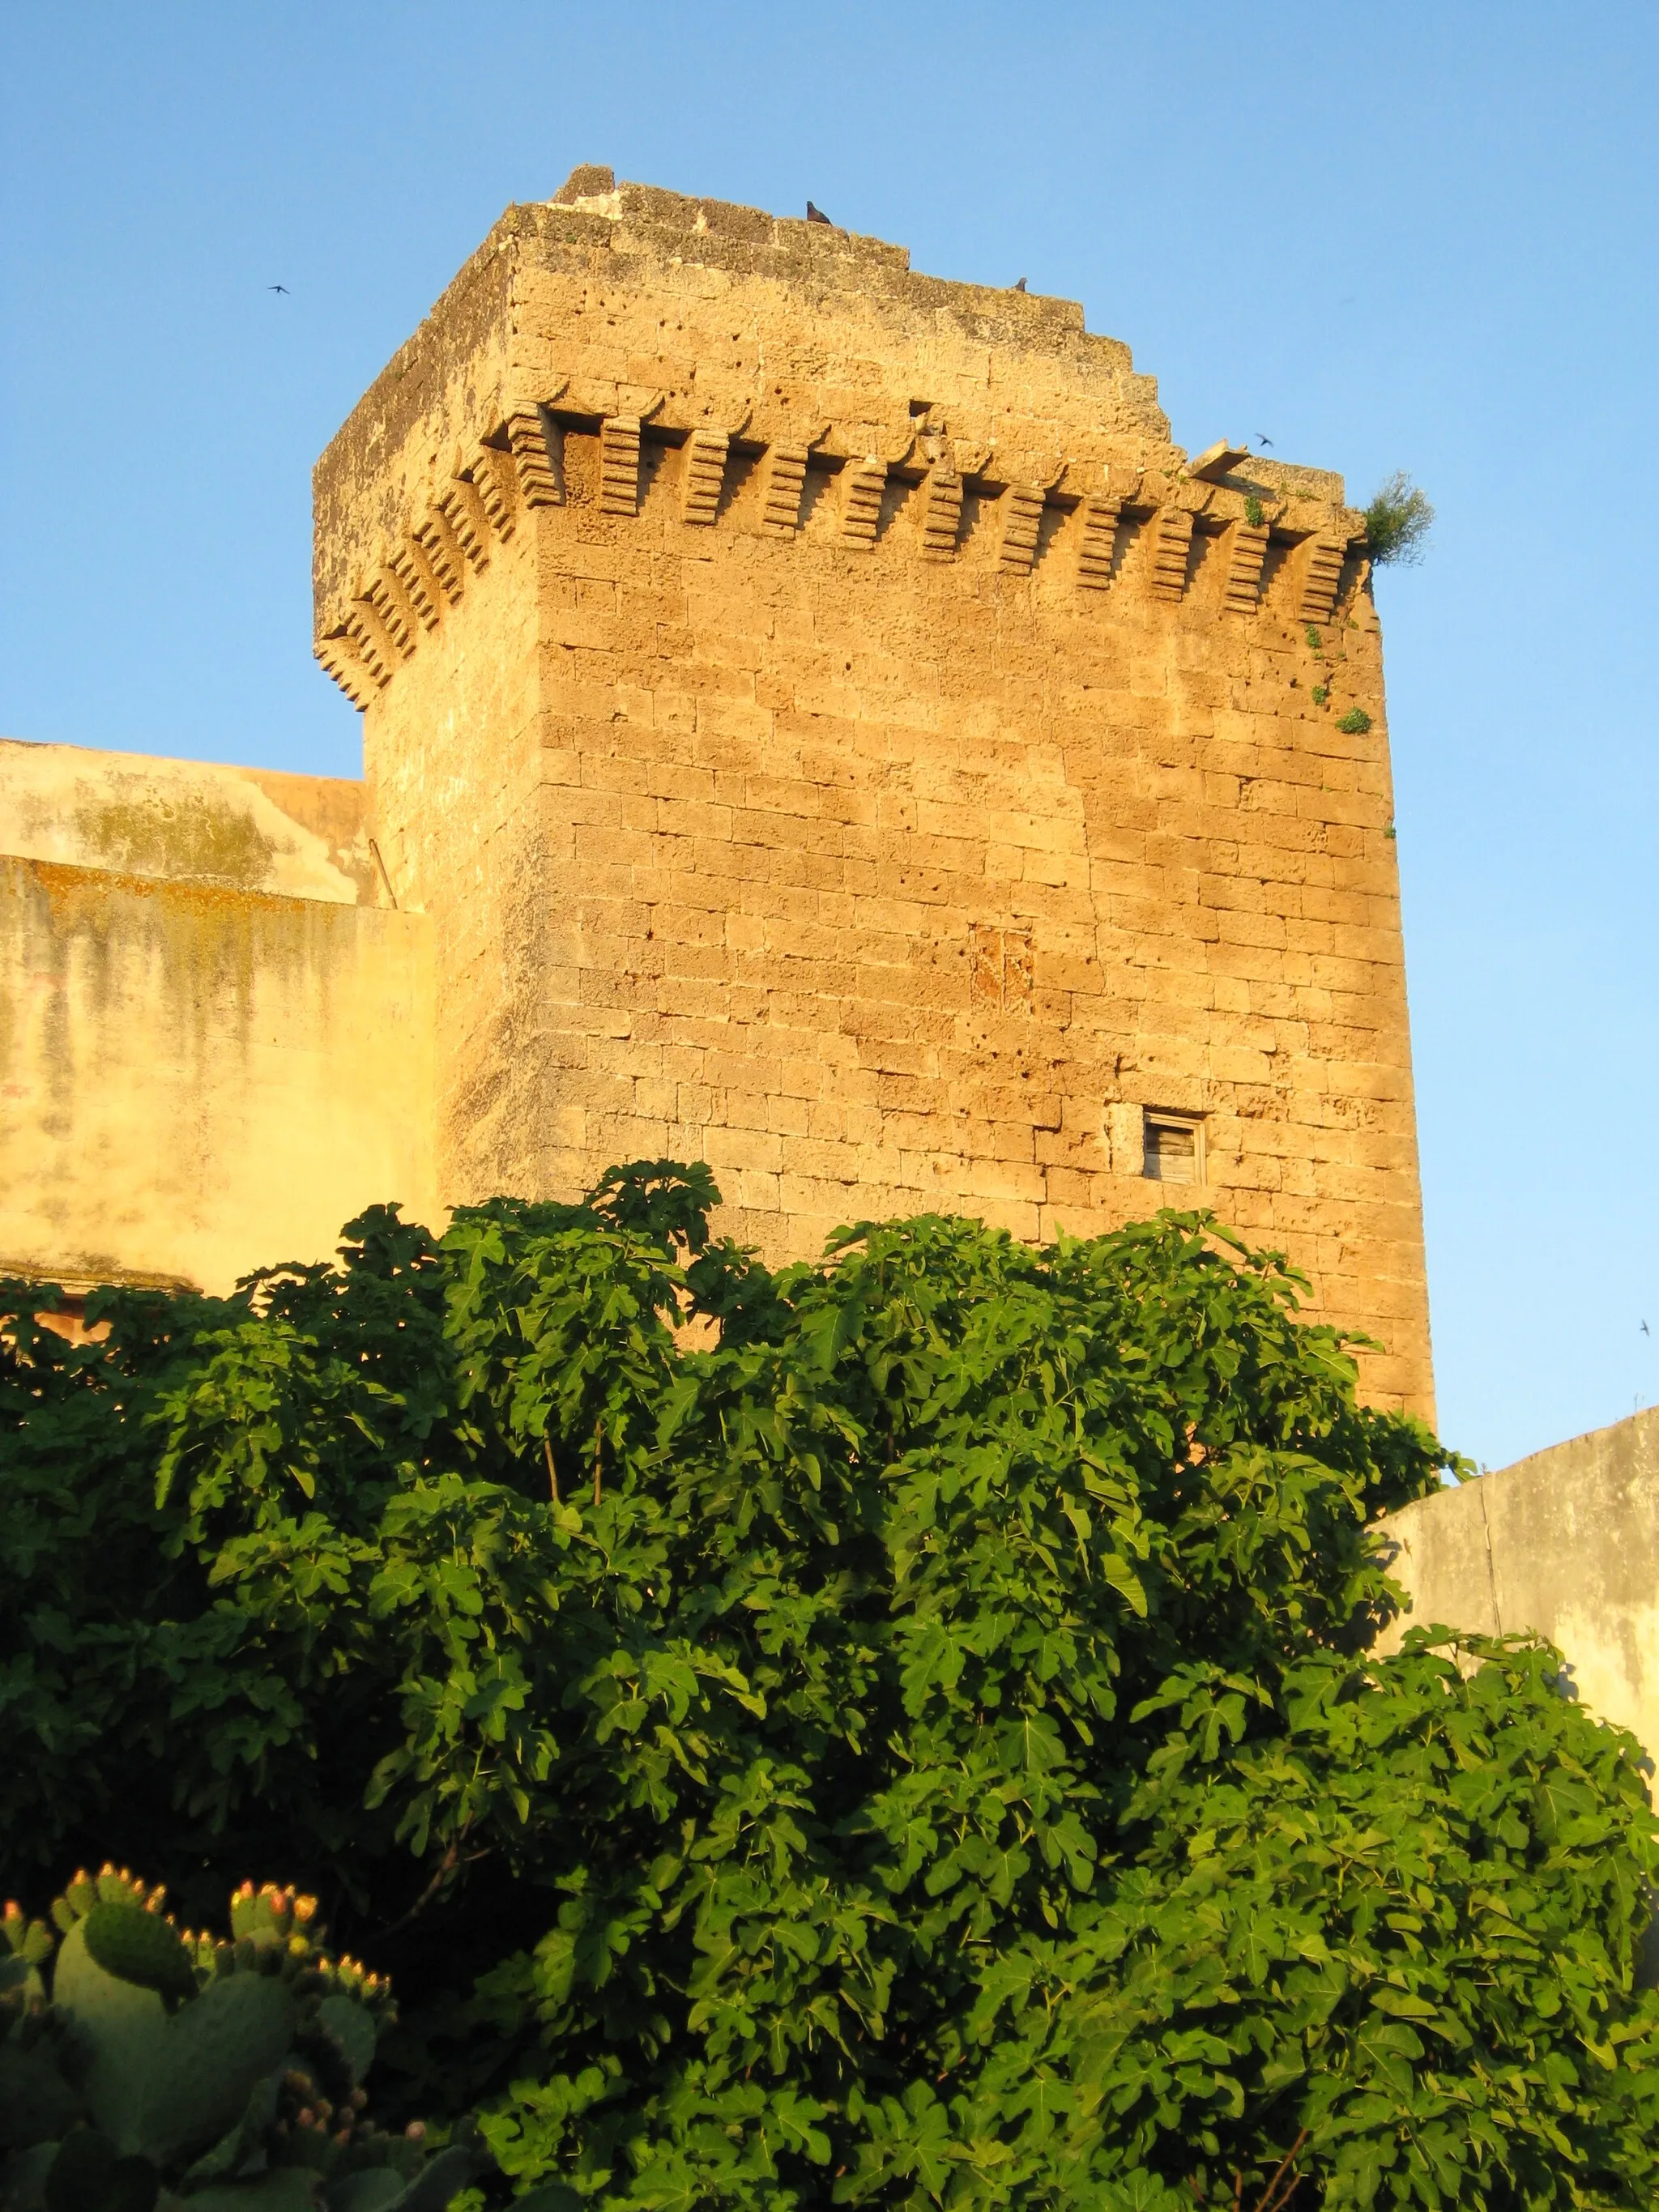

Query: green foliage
[6,1168,1659,2210]
[0,1869,470,2212]
[1243,495,1265,527]
[1337,708,1374,735]
[1363,473,1435,567]
[1311,685,1329,707]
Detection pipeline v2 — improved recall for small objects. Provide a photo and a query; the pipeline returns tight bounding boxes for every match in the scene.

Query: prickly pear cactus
[0,1869,471,2212]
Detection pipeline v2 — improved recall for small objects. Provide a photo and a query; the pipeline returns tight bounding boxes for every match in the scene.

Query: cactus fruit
[49,1869,165,1940]
[0,1873,470,2212]
[2,1903,60,2022]
[2,1906,54,1971]
[228,1886,318,1954]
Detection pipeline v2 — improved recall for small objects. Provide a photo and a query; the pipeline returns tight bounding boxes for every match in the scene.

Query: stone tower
[313,168,1432,1415]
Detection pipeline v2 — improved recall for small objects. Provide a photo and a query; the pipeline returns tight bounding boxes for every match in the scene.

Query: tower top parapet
[314,166,1350,633]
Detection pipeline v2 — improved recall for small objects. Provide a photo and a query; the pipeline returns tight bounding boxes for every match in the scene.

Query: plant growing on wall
[1363,473,1435,566]
[6,1169,1659,2210]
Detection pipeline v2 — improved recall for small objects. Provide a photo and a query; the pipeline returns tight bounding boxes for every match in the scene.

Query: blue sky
[3,2,1656,1471]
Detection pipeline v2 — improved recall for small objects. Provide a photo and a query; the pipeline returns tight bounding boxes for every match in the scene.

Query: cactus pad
[41,2133,160,2212]
[313,1996,377,2088]
[141,1971,296,2164]
[43,2125,119,2212]
[82,1906,197,2009]
[0,1869,464,2212]
[0,2046,82,2149]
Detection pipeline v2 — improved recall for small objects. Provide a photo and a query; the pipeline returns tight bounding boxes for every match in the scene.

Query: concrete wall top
[1375,1407,1659,1762]
[0,738,375,906]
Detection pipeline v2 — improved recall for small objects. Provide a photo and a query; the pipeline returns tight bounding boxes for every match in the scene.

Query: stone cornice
[316,403,1368,710]
[313,175,1358,631]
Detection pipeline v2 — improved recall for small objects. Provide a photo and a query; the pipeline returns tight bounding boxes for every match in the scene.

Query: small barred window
[1143,1111,1203,1185]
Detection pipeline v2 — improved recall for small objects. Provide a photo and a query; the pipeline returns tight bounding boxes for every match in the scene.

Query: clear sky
[3,2,1655,1472]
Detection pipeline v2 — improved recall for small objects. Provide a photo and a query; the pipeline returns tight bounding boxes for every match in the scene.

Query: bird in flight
[1013,276,1027,292]
[1254,433,1273,449]
[1642,1319,1650,1335]
[267,283,289,295]
[805,200,832,225]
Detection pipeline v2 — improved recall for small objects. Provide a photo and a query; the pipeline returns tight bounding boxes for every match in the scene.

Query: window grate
[1143,1112,1203,1184]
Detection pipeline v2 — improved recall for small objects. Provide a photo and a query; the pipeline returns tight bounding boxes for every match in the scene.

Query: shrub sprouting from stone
[1364,471,1435,565]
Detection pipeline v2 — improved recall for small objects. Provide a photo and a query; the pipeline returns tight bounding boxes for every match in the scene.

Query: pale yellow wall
[1375,1409,1659,1764]
[0,739,378,904]
[0,855,435,1294]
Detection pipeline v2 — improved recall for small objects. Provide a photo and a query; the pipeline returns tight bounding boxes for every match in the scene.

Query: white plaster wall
[1375,1408,1659,1762]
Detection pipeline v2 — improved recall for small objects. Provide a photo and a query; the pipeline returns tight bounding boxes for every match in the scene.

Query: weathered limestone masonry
[316,169,1433,1415]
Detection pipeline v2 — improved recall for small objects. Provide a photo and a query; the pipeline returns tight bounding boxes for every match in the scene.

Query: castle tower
[314,168,1433,1415]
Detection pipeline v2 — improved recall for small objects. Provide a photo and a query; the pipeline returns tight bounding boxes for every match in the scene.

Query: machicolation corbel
[1221,519,1271,615]
[313,381,1368,710]
[505,403,565,507]
[361,573,418,657]
[342,603,398,687]
[997,484,1045,573]
[599,416,642,516]
[435,475,491,571]
[680,428,729,526]
[1075,495,1123,590]
[411,509,467,603]
[917,467,964,562]
[1147,505,1195,601]
[839,460,888,550]
[760,445,809,537]
[1294,534,1348,626]
[469,445,518,540]
[386,541,442,630]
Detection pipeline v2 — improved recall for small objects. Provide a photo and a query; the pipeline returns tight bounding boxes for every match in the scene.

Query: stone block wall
[313,173,1433,1415]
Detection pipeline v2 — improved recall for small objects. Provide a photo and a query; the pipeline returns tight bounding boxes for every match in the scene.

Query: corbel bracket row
[315,407,1361,709]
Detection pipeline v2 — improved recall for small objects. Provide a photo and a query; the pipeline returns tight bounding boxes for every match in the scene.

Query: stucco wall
[0,739,378,905]
[0,855,435,1294]
[1375,1409,1659,1762]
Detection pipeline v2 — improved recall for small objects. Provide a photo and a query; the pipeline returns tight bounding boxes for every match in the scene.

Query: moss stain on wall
[0,856,436,1292]
[72,794,278,889]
